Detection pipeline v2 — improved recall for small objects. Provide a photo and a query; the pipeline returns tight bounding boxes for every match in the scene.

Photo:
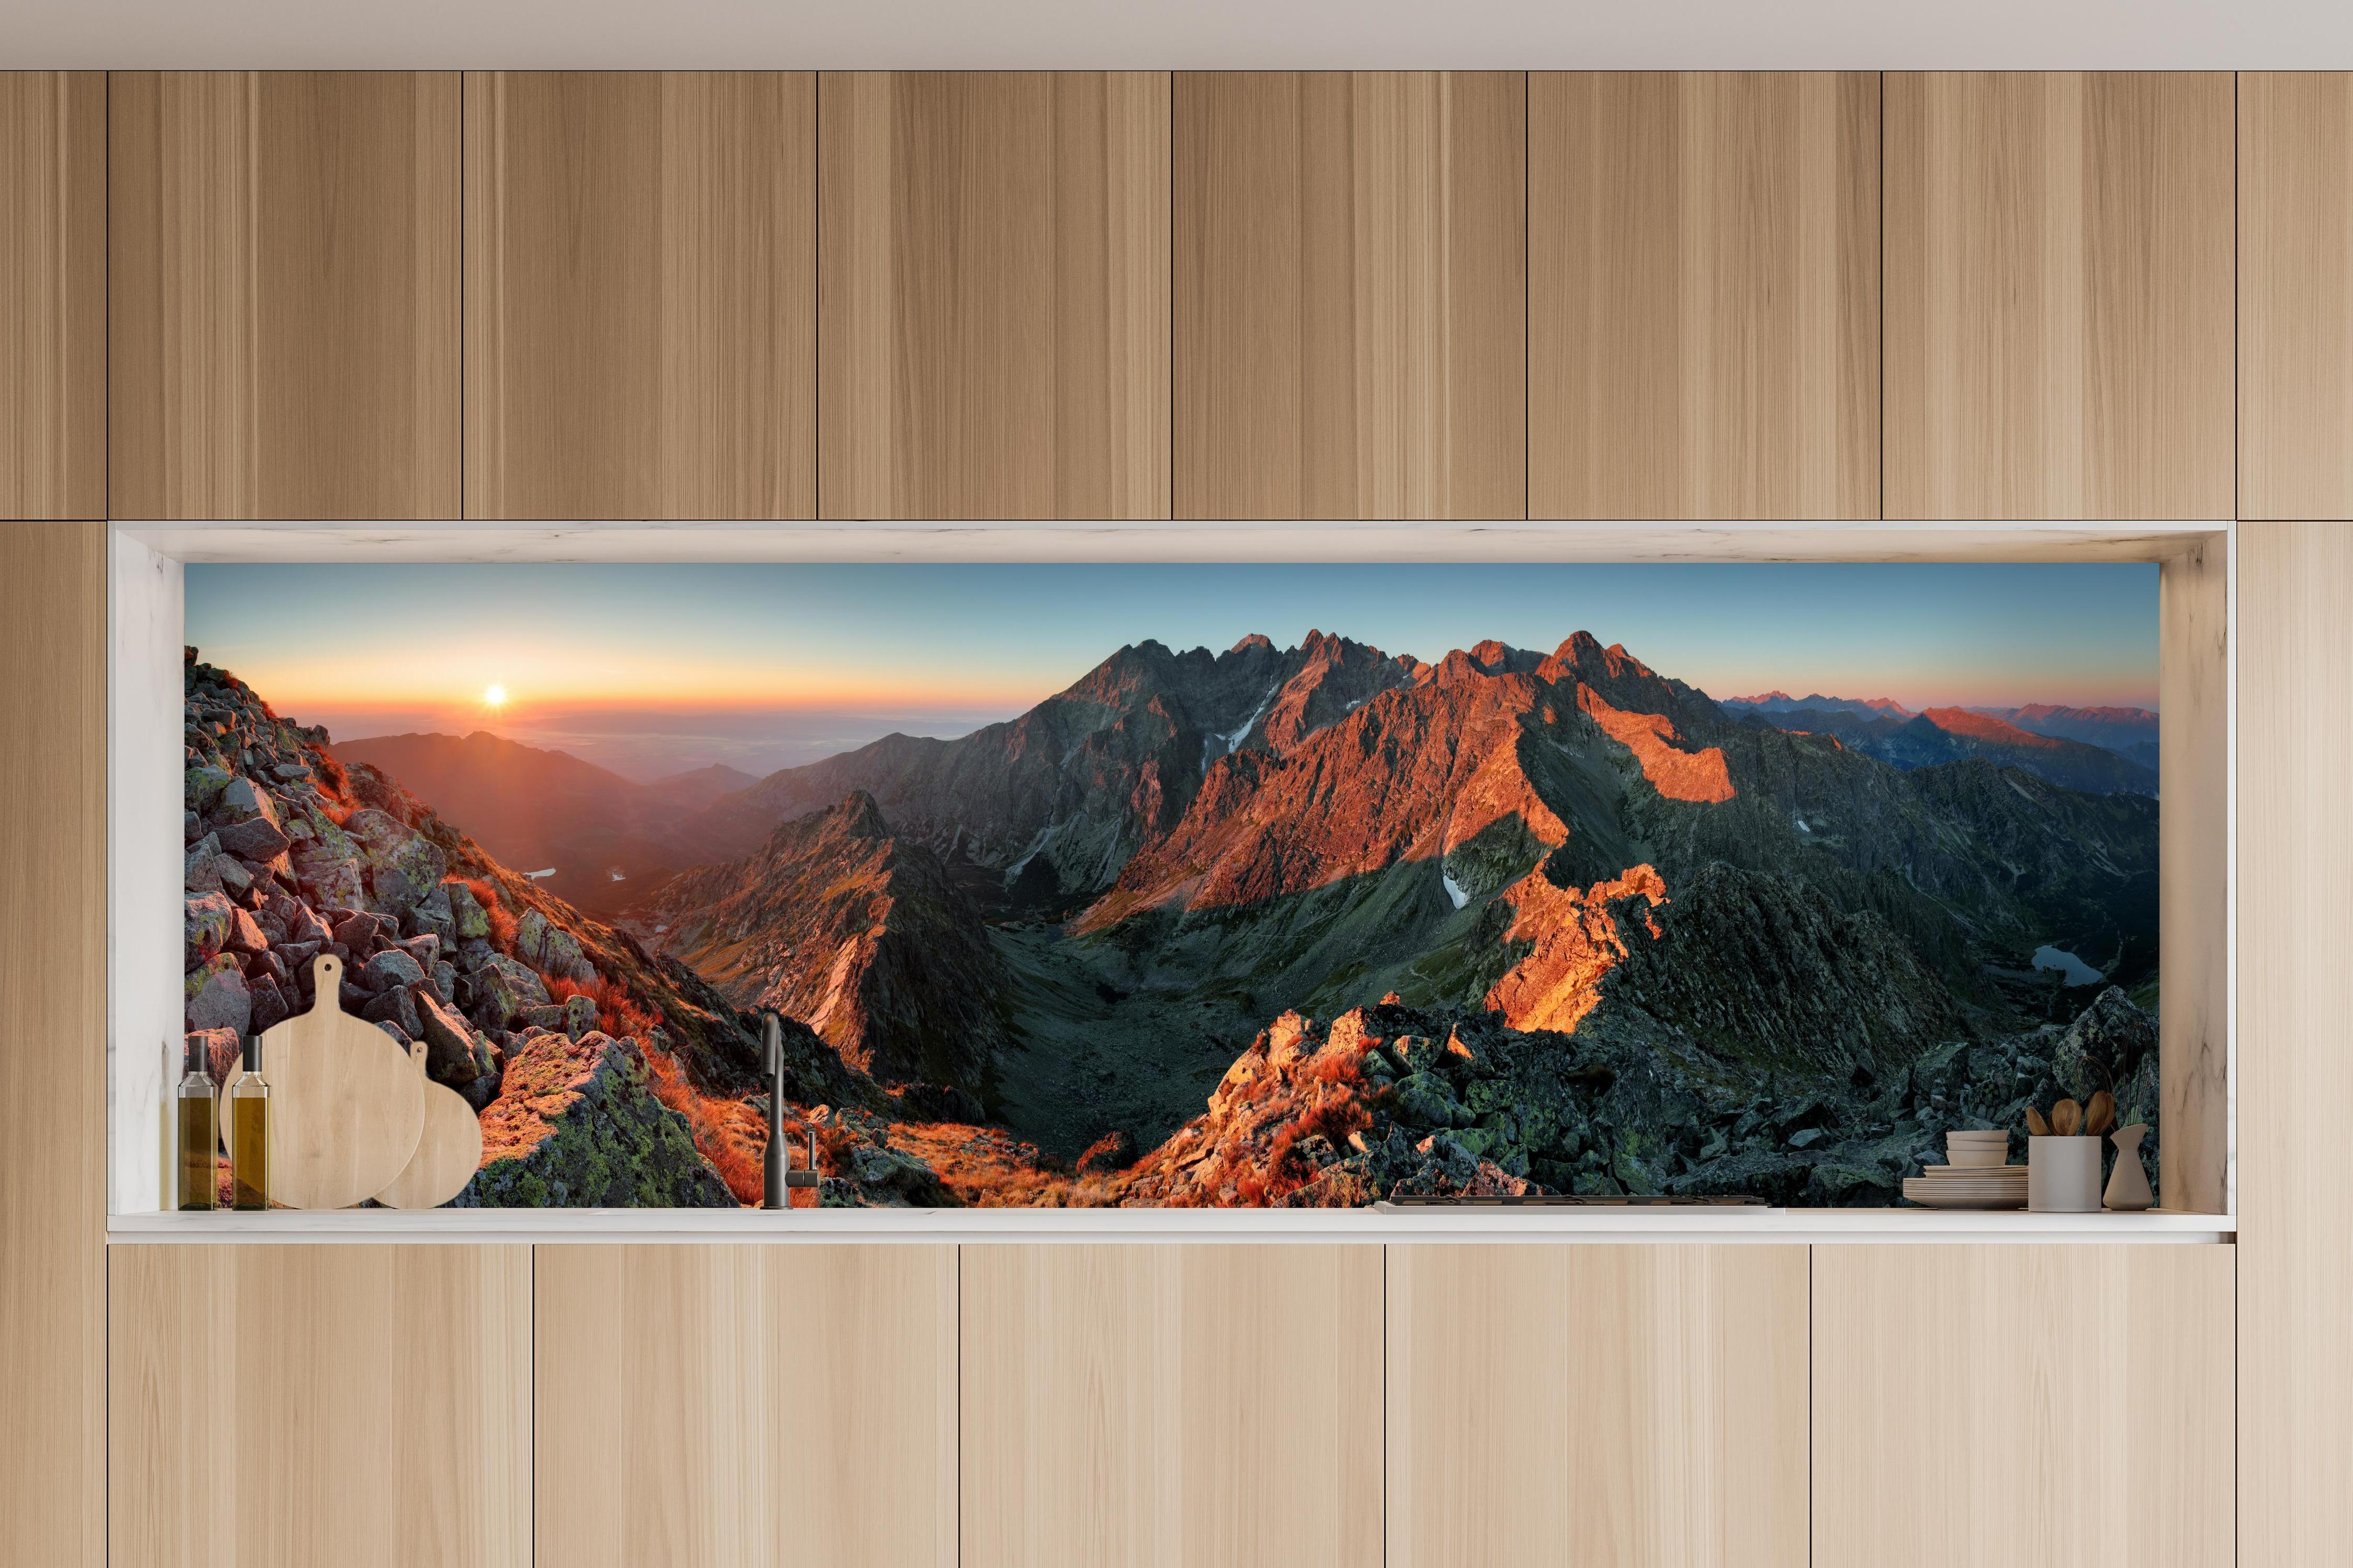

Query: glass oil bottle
[229,1036,271,1211]
[176,1037,218,1211]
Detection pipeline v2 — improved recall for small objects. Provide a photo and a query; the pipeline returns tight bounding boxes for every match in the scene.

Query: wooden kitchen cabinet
[465,70,816,520]
[1883,71,2234,520]
[1811,1244,2234,1568]
[1529,71,1878,520]
[1386,1243,1807,1568]
[820,71,1170,520]
[2238,522,2353,1567]
[0,522,105,1568]
[110,71,461,520]
[2240,75,2353,519]
[535,1244,956,1568]
[1,75,104,520]
[108,1244,532,1568]
[1174,70,1524,519]
[961,1243,1382,1568]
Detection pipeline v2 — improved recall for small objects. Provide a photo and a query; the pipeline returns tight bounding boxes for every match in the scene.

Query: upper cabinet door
[466,71,816,521]
[110,71,460,521]
[1884,72,2234,521]
[1174,71,1525,520]
[1531,72,1879,521]
[1,74,104,520]
[820,71,1170,520]
[2241,75,2353,521]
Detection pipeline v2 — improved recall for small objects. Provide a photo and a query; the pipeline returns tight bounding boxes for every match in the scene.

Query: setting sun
[482,684,508,709]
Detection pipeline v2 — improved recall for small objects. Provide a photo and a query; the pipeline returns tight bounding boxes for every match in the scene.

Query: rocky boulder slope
[456,1030,735,1207]
[182,652,947,1208]
[1112,987,2161,1208]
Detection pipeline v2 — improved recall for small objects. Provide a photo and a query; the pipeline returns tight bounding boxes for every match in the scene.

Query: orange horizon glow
[246,662,1059,717]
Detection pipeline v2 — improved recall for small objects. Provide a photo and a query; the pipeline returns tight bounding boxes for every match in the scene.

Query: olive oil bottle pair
[176,1035,271,1211]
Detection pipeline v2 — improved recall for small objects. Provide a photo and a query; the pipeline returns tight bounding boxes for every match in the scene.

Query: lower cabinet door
[108,1243,532,1568]
[534,1243,957,1568]
[1811,1244,2234,1568]
[1387,1243,1809,1568]
[960,1243,1384,1568]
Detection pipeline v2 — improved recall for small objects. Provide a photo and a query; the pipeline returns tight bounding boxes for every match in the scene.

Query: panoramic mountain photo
[180,562,2167,1207]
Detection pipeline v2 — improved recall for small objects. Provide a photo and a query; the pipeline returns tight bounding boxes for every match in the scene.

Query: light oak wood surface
[109,1244,532,1568]
[535,1244,956,1568]
[961,1243,1381,1568]
[109,70,460,520]
[465,70,816,519]
[1174,70,1524,519]
[2238,521,2353,1566]
[2240,74,2353,519]
[820,70,1170,520]
[1812,1245,2233,1568]
[1,74,104,520]
[1883,72,2234,520]
[0,523,105,1568]
[1530,71,1878,520]
[215,955,425,1211]
[1386,1243,1806,1568]
[2158,538,2228,1212]
[371,1039,483,1209]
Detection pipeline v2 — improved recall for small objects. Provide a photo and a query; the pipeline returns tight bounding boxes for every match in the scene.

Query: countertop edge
[107,1207,2235,1246]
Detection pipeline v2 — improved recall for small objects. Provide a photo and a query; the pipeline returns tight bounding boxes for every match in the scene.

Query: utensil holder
[2028,1136,2101,1212]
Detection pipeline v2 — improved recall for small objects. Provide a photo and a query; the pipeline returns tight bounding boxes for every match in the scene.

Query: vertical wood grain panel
[109,1245,532,1568]
[0,74,104,519]
[465,70,815,520]
[820,71,1170,520]
[1387,1245,1807,1568]
[2240,74,2353,520]
[535,1245,956,1568]
[1813,1245,2233,1568]
[1531,72,1878,520]
[0,523,104,1568]
[961,1243,1381,1568]
[2158,537,2228,1212]
[2239,521,2353,1565]
[1884,72,2233,520]
[109,70,459,519]
[1174,70,1524,519]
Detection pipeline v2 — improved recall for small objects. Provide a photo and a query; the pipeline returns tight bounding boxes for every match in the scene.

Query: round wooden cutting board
[219,954,424,1210]
[373,1040,484,1210]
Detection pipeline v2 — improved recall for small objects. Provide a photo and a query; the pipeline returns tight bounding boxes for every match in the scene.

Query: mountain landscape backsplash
[181,624,2165,1208]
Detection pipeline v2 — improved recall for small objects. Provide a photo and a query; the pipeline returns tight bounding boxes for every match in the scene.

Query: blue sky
[186,562,2158,781]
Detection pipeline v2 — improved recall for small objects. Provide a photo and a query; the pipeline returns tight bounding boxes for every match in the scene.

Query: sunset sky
[186,562,2159,781]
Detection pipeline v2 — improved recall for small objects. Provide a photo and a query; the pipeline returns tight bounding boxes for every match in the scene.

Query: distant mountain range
[1716,694,2159,792]
[327,731,753,914]
[1720,691,1915,720]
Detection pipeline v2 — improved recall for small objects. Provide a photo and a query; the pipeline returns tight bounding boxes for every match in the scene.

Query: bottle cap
[241,1035,261,1073]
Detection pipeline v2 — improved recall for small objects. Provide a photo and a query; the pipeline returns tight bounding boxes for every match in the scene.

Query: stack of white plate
[1903,1131,2026,1209]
